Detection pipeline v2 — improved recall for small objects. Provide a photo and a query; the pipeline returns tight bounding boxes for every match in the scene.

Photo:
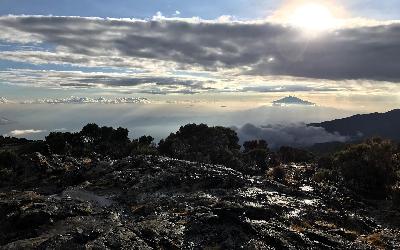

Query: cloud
[0,69,216,94]
[0,67,399,105]
[20,96,150,104]
[241,85,338,93]
[3,68,399,96]
[76,75,212,88]
[234,123,348,148]
[0,15,400,82]
[1,95,151,105]
[0,97,12,104]
[9,129,46,136]
[0,117,12,125]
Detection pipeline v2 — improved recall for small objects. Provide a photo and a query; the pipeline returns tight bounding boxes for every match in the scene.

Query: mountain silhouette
[310,109,400,141]
[272,96,315,106]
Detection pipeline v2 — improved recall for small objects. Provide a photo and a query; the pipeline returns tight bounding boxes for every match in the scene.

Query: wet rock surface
[1,155,399,249]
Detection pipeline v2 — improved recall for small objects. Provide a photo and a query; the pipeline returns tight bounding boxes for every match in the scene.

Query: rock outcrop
[1,155,399,249]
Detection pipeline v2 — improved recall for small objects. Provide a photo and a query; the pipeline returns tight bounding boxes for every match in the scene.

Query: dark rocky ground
[1,153,399,249]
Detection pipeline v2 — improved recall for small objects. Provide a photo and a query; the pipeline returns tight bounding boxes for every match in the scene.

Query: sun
[271,1,345,32]
[289,3,336,31]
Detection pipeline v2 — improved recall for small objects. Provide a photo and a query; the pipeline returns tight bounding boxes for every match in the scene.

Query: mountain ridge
[309,109,400,141]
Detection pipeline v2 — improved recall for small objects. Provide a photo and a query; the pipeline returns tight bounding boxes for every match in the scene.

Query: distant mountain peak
[272,96,315,106]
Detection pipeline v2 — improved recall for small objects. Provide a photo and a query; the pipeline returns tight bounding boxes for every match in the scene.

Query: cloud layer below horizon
[235,123,349,148]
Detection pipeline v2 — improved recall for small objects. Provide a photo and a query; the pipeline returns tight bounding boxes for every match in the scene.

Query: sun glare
[290,3,336,31]
[271,1,346,32]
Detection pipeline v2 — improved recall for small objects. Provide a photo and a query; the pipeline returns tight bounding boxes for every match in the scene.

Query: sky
[0,0,399,142]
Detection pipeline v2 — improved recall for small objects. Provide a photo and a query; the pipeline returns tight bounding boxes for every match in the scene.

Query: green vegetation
[0,151,17,168]
[131,135,158,155]
[0,151,17,183]
[2,123,400,202]
[46,124,133,158]
[242,140,270,173]
[159,123,243,169]
[333,138,399,198]
[268,165,286,182]
[314,138,400,199]
[278,146,314,164]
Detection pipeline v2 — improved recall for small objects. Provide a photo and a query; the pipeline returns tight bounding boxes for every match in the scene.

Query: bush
[0,151,18,169]
[313,169,337,183]
[0,167,13,183]
[317,156,334,170]
[0,136,29,146]
[46,132,68,154]
[392,186,400,207]
[242,140,270,172]
[158,124,242,169]
[46,124,131,158]
[131,135,158,155]
[18,141,50,155]
[333,138,398,198]
[268,165,286,182]
[278,146,314,164]
[243,140,268,152]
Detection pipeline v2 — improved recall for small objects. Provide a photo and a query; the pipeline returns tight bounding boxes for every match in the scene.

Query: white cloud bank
[9,129,46,137]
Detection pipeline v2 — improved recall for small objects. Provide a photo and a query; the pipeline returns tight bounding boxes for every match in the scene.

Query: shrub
[243,140,268,152]
[317,156,334,170]
[0,151,18,169]
[0,168,13,184]
[278,146,314,164]
[266,152,281,168]
[313,169,337,183]
[131,135,158,155]
[46,124,131,158]
[242,140,270,172]
[158,124,242,169]
[80,123,102,144]
[0,136,29,146]
[392,186,400,207]
[333,138,398,198]
[46,132,68,154]
[268,165,286,182]
[19,141,50,155]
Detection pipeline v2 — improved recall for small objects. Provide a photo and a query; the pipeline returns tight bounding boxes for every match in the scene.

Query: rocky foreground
[1,154,399,249]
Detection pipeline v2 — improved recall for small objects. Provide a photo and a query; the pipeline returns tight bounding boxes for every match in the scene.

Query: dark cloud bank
[1,16,400,81]
[234,123,348,149]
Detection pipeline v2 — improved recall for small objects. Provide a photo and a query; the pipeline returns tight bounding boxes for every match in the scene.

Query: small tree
[80,123,101,144]
[111,127,130,144]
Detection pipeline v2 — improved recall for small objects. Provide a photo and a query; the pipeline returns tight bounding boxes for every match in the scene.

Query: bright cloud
[9,129,46,136]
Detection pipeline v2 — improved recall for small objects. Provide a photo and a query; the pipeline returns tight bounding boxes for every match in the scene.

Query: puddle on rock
[61,189,114,207]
